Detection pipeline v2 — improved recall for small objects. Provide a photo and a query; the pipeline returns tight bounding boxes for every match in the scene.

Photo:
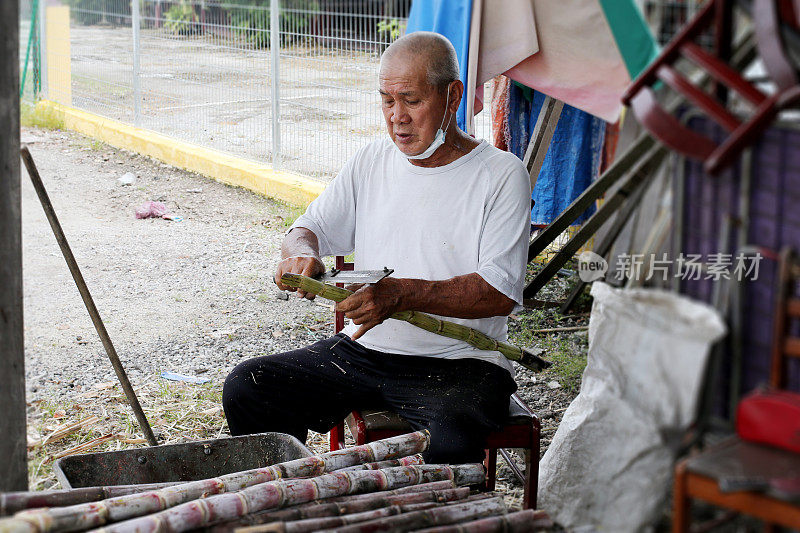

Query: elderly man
[223,32,530,463]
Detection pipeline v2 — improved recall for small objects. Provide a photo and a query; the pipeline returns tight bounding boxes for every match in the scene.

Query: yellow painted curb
[37,100,326,207]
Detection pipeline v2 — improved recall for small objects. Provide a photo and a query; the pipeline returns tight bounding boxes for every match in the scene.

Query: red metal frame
[329,257,541,509]
[621,0,800,175]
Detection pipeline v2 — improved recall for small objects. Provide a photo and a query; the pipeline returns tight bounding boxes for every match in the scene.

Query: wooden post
[671,460,690,533]
[0,0,29,492]
[522,96,563,192]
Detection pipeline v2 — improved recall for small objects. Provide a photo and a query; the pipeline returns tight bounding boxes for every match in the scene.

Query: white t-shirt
[291,137,531,373]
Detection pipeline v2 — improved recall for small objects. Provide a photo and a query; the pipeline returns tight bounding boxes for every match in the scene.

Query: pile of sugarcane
[0,432,551,533]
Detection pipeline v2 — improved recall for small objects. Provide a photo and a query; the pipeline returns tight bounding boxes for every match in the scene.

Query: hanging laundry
[507,83,606,226]
[491,76,510,152]
[406,0,474,130]
[600,118,622,174]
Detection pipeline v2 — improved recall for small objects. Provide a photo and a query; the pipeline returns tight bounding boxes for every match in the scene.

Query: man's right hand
[274,255,325,299]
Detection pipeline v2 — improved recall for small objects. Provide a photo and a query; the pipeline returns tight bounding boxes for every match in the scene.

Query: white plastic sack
[538,282,726,531]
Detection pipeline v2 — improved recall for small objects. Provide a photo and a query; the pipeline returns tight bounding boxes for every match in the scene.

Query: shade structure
[407,0,659,124]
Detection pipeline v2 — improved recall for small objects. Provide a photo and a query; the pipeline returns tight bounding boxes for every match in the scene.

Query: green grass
[277,202,306,228]
[508,309,589,393]
[72,137,106,152]
[21,101,64,130]
[540,335,588,393]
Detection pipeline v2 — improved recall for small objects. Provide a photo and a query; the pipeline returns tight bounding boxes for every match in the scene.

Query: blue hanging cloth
[507,83,606,226]
[405,0,473,130]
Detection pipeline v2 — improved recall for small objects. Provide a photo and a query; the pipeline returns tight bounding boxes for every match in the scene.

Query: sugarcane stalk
[1,490,101,518]
[0,432,430,533]
[414,509,553,533]
[327,480,456,502]
[280,274,551,372]
[337,455,423,471]
[257,501,442,533]
[291,487,469,519]
[316,495,506,533]
[0,482,192,517]
[211,487,471,532]
[91,464,484,533]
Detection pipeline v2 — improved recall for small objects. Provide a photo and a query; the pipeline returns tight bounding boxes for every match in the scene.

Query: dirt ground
[20,126,581,511]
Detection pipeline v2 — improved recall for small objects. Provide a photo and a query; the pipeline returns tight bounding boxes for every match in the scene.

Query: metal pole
[19,148,158,447]
[132,0,142,127]
[270,0,281,168]
[39,0,47,99]
[0,0,29,492]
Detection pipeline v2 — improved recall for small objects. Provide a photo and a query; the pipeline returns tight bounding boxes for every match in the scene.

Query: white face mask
[395,85,453,160]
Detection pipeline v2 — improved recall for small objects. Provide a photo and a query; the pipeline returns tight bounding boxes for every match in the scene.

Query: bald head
[380,32,459,92]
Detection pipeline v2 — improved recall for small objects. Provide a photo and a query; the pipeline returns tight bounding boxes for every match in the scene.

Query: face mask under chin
[394,85,453,161]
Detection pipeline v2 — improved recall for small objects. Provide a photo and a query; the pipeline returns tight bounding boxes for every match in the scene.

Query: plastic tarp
[539,282,726,531]
[406,0,474,130]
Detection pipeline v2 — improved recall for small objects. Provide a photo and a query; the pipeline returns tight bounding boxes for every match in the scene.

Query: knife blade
[316,267,394,285]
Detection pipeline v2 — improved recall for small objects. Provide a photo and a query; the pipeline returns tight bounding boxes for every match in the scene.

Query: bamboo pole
[0,432,430,533]
[21,148,157,447]
[316,495,506,533]
[96,464,484,533]
[280,274,552,372]
[414,509,553,533]
[211,487,470,532]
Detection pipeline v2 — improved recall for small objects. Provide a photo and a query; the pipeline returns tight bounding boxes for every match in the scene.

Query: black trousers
[222,334,517,464]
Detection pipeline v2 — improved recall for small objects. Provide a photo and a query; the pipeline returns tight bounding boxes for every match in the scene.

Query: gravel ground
[22,127,333,401]
[20,127,584,509]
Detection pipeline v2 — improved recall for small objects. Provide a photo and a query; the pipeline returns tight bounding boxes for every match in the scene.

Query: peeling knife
[315,267,394,285]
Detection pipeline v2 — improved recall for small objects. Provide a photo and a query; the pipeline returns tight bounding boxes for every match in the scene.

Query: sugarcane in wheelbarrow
[280,273,552,372]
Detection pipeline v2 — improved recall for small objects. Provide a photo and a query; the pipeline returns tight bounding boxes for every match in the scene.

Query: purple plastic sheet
[676,117,800,415]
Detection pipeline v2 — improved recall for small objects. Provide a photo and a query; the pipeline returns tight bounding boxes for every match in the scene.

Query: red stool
[328,257,541,509]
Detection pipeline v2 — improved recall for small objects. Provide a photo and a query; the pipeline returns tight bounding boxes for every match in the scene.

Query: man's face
[379,54,449,157]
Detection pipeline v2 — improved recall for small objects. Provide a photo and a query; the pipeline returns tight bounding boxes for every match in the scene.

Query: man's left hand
[336,278,406,340]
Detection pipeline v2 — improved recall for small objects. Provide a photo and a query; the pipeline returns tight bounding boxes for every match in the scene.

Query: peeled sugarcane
[212,487,470,532]
[280,274,551,372]
[0,432,430,533]
[257,501,442,533]
[317,495,506,533]
[414,509,553,533]
[91,464,485,533]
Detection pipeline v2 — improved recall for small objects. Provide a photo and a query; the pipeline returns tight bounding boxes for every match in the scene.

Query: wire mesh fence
[24,1,690,181]
[640,0,705,46]
[25,0,501,180]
